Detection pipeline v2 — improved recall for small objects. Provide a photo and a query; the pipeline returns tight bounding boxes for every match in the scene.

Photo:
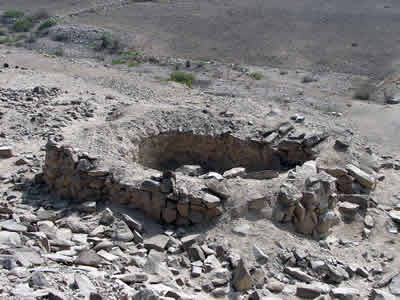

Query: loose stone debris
[0,34,399,300]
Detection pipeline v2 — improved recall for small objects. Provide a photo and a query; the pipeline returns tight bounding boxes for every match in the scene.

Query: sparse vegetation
[170,71,195,87]
[96,33,121,53]
[0,37,10,44]
[53,32,69,42]
[54,47,64,57]
[353,87,370,100]
[12,17,34,32]
[2,9,24,18]
[127,60,139,67]
[119,49,138,56]
[249,72,264,80]
[111,58,126,65]
[15,34,27,41]
[302,74,316,83]
[197,61,207,68]
[44,47,65,57]
[38,18,57,31]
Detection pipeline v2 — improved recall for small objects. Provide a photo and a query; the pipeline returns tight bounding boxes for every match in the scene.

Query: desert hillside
[0,1,399,300]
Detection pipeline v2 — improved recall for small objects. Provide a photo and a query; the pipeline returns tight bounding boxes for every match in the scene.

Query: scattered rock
[232,258,253,291]
[389,274,400,296]
[133,288,160,300]
[176,165,204,176]
[284,267,314,282]
[0,231,22,246]
[346,164,376,189]
[232,223,250,236]
[79,201,97,213]
[75,250,103,267]
[331,287,360,299]
[296,282,330,298]
[266,278,284,293]
[74,273,96,296]
[253,245,268,265]
[223,167,246,178]
[0,220,28,232]
[100,208,115,225]
[371,289,396,300]
[364,215,375,228]
[206,179,231,199]
[389,210,400,223]
[0,146,13,158]
[144,234,170,252]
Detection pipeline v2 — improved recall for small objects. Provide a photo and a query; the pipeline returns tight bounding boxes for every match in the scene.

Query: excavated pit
[42,126,329,226]
[137,132,281,173]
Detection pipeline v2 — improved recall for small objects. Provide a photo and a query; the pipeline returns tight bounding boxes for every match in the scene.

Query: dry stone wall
[43,139,223,226]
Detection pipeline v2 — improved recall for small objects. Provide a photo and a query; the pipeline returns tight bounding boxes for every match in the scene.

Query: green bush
[119,49,138,56]
[12,17,34,32]
[2,9,24,18]
[249,72,264,80]
[54,47,64,57]
[111,58,125,65]
[15,33,26,41]
[170,71,195,87]
[38,18,57,31]
[0,37,10,44]
[99,33,112,49]
[353,88,370,100]
[96,33,121,52]
[127,60,138,67]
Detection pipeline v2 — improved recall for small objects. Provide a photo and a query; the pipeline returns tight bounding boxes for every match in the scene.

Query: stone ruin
[273,158,377,237]
[41,109,377,236]
[274,161,340,238]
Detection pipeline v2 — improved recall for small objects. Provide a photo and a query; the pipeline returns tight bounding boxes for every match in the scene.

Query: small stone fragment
[100,208,114,225]
[223,167,246,178]
[331,287,360,300]
[0,146,13,158]
[232,258,253,291]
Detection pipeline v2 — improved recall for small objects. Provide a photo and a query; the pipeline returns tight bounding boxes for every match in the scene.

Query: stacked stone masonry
[43,140,223,226]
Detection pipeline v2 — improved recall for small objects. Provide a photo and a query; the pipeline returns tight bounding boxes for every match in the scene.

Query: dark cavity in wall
[137,132,283,173]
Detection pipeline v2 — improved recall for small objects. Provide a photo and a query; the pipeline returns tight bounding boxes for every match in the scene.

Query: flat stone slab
[144,234,170,252]
[0,220,28,232]
[0,146,13,158]
[223,167,246,178]
[346,164,376,189]
[338,201,360,213]
[389,210,400,223]
[284,267,314,283]
[331,287,360,299]
[390,274,400,296]
[181,234,201,249]
[232,224,250,236]
[0,231,22,246]
[296,282,331,298]
[202,193,220,208]
[244,169,279,180]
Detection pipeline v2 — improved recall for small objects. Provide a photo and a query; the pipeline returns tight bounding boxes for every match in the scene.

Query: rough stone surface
[232,258,253,291]
[331,287,360,300]
[389,274,400,296]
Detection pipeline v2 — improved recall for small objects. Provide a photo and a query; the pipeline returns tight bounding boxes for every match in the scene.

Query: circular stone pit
[41,108,331,226]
